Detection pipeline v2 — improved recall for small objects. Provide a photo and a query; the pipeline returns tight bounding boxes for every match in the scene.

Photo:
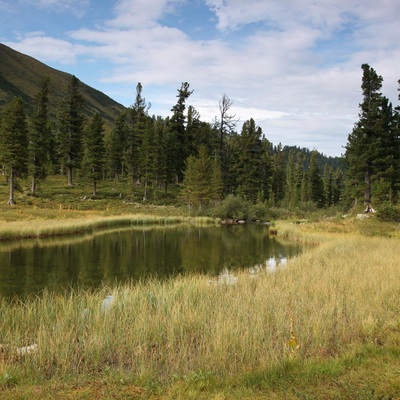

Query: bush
[212,195,250,220]
[377,204,400,222]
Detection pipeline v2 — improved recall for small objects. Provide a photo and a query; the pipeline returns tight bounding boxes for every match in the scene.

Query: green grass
[0,175,220,240]
[1,220,400,398]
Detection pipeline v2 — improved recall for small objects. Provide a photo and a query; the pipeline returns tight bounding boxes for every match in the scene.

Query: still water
[0,224,303,298]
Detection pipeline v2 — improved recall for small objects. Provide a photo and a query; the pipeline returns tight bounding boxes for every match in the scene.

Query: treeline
[0,74,353,214]
[345,64,400,211]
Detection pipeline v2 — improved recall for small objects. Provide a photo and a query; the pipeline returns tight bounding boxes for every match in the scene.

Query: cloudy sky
[1,0,399,157]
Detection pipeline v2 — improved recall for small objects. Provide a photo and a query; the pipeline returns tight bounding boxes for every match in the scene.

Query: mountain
[0,43,126,129]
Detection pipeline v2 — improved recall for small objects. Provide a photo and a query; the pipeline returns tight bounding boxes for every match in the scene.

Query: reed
[1,228,399,394]
[0,214,217,241]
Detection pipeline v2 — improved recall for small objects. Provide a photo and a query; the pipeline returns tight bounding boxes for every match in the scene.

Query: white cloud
[4,34,85,65]
[3,0,400,156]
[22,0,90,15]
[108,0,185,28]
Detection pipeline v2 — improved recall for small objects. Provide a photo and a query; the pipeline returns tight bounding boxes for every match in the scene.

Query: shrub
[212,195,250,220]
[377,204,400,222]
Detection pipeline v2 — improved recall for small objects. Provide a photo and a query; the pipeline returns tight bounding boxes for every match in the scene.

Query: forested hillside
[0,43,124,128]
[1,46,398,216]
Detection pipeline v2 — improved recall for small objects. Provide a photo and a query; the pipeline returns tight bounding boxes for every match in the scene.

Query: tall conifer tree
[57,75,84,186]
[83,113,105,196]
[0,97,29,205]
[169,82,193,182]
[345,64,384,209]
[29,77,51,195]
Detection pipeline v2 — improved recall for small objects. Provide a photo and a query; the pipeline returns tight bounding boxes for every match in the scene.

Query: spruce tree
[308,150,325,207]
[108,111,127,184]
[154,116,169,193]
[345,64,384,209]
[180,145,213,211]
[0,97,29,205]
[235,119,265,202]
[125,82,149,195]
[57,75,84,186]
[169,82,193,182]
[139,116,157,201]
[83,113,105,196]
[271,143,286,204]
[29,77,51,195]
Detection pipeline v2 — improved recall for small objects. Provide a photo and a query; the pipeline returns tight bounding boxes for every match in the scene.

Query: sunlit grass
[0,214,217,241]
[1,224,399,399]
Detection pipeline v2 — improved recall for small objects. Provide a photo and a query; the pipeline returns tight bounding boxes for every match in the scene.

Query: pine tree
[271,143,286,204]
[139,117,157,201]
[308,150,325,207]
[57,75,85,186]
[125,82,149,195]
[170,82,193,182]
[29,77,51,195]
[217,94,236,195]
[284,150,304,209]
[108,111,127,184]
[210,154,223,203]
[180,145,213,211]
[0,97,29,205]
[235,119,266,202]
[83,113,105,196]
[345,64,384,209]
[371,97,400,204]
[154,116,169,193]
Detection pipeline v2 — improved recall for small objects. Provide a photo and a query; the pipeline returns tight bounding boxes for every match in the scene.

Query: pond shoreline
[0,214,217,241]
[1,221,399,398]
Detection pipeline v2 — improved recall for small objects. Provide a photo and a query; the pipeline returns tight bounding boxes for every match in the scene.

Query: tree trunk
[8,169,16,205]
[67,165,73,186]
[364,168,371,207]
[143,170,148,201]
[31,176,36,196]
[93,181,97,196]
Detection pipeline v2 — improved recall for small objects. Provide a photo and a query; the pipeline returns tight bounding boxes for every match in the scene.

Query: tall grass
[1,230,400,387]
[0,214,217,241]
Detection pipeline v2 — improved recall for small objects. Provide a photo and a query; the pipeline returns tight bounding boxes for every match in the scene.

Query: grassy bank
[1,219,400,398]
[0,214,217,241]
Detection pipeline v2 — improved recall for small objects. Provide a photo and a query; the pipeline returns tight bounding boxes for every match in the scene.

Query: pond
[0,224,303,299]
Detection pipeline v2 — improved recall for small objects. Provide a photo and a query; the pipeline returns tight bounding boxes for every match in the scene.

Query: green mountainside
[0,43,125,128]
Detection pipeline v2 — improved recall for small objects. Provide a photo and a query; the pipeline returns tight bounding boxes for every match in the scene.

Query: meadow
[0,215,400,399]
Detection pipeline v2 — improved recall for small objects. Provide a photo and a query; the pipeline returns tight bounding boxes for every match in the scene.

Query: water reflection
[0,224,303,298]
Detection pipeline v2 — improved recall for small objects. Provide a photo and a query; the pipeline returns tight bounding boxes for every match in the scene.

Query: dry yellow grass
[1,221,399,384]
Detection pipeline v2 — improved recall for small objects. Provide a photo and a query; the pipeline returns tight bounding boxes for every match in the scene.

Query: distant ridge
[0,43,126,128]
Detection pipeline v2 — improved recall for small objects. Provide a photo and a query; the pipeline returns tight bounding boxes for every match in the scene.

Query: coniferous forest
[0,64,399,218]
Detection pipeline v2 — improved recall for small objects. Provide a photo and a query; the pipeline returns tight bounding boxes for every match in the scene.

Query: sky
[1,0,399,157]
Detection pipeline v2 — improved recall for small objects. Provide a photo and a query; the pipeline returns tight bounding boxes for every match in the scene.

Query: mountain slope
[0,43,125,128]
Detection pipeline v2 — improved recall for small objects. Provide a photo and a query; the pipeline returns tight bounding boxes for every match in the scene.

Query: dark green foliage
[308,150,325,207]
[124,82,149,194]
[377,204,400,222]
[83,113,105,195]
[0,97,29,204]
[0,61,351,212]
[169,82,193,182]
[345,64,385,207]
[57,75,85,186]
[180,145,218,211]
[271,143,286,204]
[107,110,127,182]
[139,116,158,201]
[233,119,271,202]
[29,77,51,194]
[213,194,250,220]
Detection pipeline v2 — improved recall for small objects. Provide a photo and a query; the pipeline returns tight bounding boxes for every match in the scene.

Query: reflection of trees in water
[0,225,303,299]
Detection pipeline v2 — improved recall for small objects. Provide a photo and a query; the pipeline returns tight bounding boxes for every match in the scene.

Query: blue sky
[1,0,400,157]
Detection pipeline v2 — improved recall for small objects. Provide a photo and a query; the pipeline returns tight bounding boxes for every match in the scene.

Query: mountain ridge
[0,43,126,128]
